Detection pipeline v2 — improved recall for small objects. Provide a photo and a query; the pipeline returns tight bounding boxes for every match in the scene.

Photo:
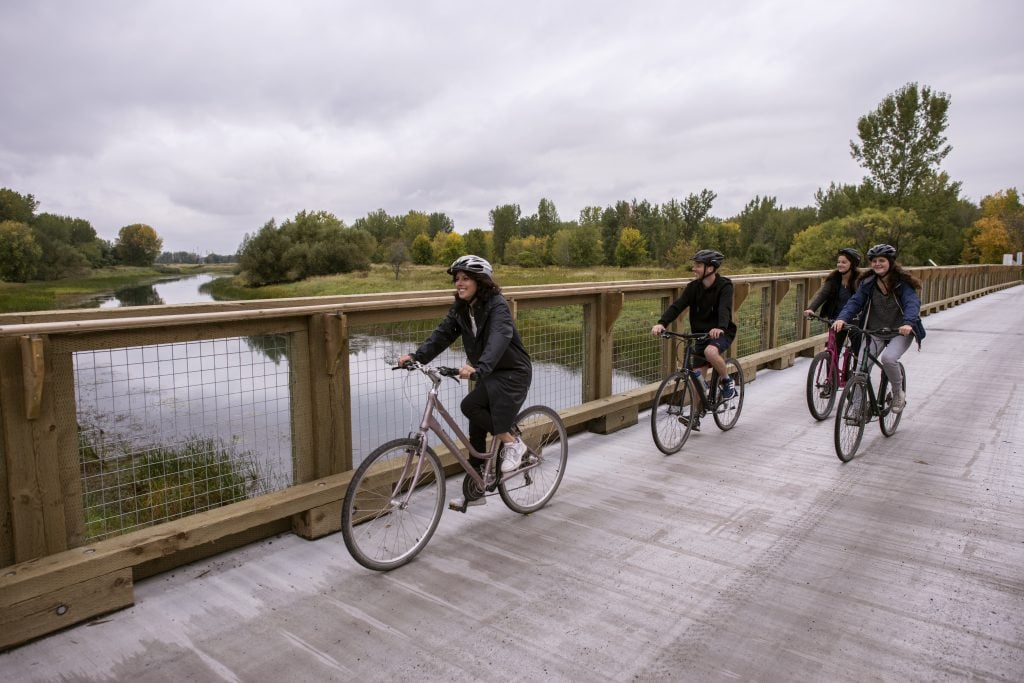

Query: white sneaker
[449,496,486,511]
[500,438,527,473]
[890,389,906,414]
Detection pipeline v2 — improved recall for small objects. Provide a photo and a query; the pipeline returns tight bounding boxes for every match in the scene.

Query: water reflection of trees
[111,284,165,307]
[244,334,291,364]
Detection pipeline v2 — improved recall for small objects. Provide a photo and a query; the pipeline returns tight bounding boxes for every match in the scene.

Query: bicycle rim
[806,351,837,421]
[651,372,694,454]
[879,362,905,437]
[712,359,744,431]
[834,379,867,462]
[499,405,568,513]
[342,438,445,571]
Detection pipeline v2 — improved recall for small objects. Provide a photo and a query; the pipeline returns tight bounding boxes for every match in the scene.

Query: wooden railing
[0,263,1019,648]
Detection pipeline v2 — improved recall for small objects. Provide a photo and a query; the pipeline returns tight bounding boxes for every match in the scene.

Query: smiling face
[837,255,853,273]
[691,261,712,279]
[870,256,891,277]
[453,271,478,301]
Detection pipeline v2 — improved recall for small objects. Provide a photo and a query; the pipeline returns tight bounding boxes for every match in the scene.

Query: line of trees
[235,82,1022,287]
[0,188,166,282]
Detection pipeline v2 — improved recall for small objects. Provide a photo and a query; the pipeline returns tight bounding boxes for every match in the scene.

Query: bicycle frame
[405,363,536,495]
[844,326,898,418]
[809,314,856,388]
[664,331,716,411]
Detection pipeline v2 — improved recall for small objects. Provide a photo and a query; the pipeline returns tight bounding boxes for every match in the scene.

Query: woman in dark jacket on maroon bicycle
[398,255,532,509]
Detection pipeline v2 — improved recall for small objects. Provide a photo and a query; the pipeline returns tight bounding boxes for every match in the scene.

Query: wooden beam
[19,335,44,420]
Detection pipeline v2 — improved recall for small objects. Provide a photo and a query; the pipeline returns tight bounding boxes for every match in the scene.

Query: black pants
[460,382,493,471]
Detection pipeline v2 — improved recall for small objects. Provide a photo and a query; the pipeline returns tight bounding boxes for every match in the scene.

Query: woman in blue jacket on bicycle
[832,244,925,415]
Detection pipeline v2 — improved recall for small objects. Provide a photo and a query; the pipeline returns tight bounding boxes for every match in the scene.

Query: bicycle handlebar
[391,359,475,382]
[659,330,710,341]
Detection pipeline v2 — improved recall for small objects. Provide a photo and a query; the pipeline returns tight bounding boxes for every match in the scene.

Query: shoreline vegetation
[0,263,236,314]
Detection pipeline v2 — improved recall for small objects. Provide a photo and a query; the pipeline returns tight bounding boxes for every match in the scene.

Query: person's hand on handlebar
[831,320,845,332]
[396,353,414,368]
[708,327,724,339]
[458,363,476,380]
[651,323,665,337]
[898,324,912,336]
[803,309,814,319]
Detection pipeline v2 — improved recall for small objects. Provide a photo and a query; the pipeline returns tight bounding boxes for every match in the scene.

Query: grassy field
[0,263,236,313]
[201,263,704,300]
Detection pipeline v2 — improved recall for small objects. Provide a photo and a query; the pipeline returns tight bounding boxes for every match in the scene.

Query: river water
[74,275,644,490]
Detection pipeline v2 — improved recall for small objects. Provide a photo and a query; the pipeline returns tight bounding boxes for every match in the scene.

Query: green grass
[80,432,268,541]
[0,264,235,314]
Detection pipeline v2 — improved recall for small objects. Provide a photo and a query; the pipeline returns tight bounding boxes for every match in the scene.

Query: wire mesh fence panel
[347,320,468,468]
[73,335,294,541]
[517,305,584,412]
[776,283,804,345]
[612,298,665,389]
[735,287,769,357]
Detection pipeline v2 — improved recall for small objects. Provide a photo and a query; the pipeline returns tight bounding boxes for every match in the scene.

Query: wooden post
[587,292,631,434]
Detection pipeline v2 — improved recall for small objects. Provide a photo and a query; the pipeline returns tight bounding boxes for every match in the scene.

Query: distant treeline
[156,251,237,264]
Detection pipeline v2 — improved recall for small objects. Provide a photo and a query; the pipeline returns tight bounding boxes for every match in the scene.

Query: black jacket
[413,293,532,432]
[658,275,737,337]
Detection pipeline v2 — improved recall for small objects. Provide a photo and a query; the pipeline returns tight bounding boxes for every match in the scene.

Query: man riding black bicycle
[651,249,738,429]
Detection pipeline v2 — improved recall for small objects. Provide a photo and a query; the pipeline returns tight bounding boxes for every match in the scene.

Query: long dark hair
[828,266,863,295]
[452,271,502,306]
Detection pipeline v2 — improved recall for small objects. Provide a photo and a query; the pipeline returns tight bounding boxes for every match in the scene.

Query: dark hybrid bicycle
[805,313,859,420]
[341,359,568,571]
[833,324,906,462]
[650,330,745,454]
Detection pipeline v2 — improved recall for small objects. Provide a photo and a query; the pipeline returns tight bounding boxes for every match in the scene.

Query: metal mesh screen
[735,287,768,357]
[612,298,664,389]
[518,305,584,412]
[73,335,294,541]
[347,320,468,468]
[776,283,803,345]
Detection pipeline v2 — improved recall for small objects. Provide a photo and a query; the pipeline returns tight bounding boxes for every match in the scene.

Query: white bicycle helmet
[447,254,493,276]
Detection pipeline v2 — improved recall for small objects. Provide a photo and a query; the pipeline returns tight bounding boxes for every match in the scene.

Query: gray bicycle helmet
[447,254,493,276]
[691,249,725,268]
[838,247,862,267]
[866,244,897,261]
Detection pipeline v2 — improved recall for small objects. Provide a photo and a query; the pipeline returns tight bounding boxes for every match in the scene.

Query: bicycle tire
[651,371,695,454]
[499,405,568,514]
[711,358,744,431]
[806,350,837,421]
[879,362,906,437]
[341,438,445,571]
[834,377,867,462]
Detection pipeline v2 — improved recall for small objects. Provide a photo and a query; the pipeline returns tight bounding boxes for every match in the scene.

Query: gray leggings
[870,334,912,390]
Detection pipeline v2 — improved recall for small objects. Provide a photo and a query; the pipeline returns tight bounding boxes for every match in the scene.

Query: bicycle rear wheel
[834,377,867,462]
[651,371,695,454]
[806,350,837,420]
[499,405,568,513]
[711,358,744,431]
[342,438,445,571]
[878,362,906,437]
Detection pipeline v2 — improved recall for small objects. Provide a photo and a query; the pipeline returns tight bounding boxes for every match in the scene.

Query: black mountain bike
[650,330,744,454]
[833,324,906,462]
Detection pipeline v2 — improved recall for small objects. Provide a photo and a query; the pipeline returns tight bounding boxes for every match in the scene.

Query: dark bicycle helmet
[447,254,493,276]
[837,247,861,267]
[866,244,897,261]
[691,249,725,268]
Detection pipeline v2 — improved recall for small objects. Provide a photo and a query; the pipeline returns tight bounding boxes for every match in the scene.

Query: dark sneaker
[720,378,737,400]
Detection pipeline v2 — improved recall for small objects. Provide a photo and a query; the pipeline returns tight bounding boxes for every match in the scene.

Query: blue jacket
[837,274,926,345]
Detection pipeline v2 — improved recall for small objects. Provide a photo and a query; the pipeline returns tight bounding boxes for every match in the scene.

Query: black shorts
[695,335,733,358]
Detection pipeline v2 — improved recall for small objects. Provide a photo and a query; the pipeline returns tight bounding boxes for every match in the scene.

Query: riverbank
[0,264,236,313]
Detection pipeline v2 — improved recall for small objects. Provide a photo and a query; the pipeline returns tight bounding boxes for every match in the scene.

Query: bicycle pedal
[449,500,467,513]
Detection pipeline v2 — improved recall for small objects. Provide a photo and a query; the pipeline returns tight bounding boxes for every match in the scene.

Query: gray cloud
[1,0,1022,254]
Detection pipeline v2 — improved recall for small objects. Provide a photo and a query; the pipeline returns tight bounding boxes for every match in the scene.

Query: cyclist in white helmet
[399,255,533,509]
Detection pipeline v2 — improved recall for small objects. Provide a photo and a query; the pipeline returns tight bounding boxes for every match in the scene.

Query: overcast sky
[2,1,1022,254]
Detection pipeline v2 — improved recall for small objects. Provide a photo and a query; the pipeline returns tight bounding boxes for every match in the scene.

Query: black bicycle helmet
[691,249,725,268]
[866,244,897,261]
[837,247,861,267]
[447,254,493,276]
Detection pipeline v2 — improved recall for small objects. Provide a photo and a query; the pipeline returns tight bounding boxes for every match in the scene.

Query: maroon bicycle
[805,313,858,421]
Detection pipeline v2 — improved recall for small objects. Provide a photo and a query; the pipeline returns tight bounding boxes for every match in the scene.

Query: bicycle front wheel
[711,358,745,431]
[806,350,837,421]
[499,405,568,514]
[834,377,867,462]
[342,438,445,571]
[651,371,695,454]
[878,362,906,437]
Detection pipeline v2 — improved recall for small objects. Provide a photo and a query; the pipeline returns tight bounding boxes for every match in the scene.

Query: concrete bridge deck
[2,286,1022,681]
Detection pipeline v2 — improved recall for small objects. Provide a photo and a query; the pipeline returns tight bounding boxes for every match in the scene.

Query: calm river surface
[75,275,643,486]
